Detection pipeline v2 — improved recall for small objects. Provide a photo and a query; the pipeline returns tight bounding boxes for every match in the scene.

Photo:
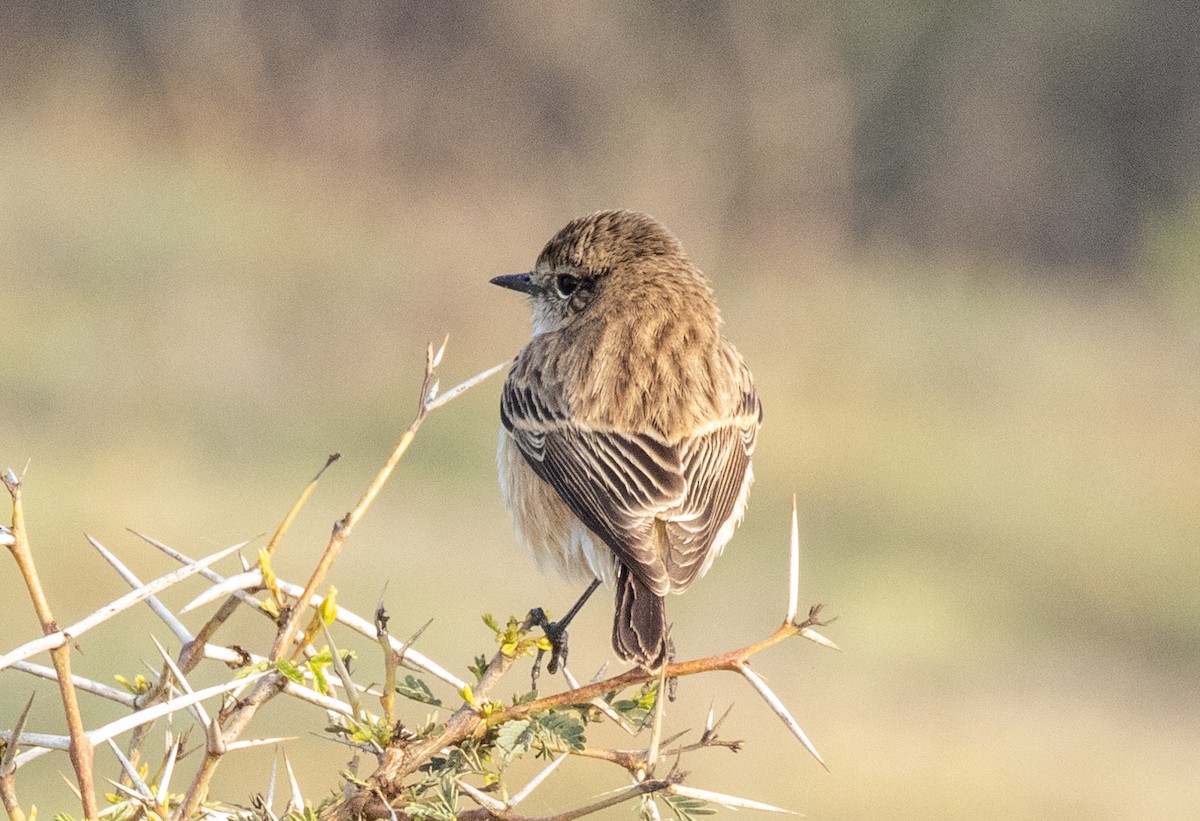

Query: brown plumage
[494,210,761,669]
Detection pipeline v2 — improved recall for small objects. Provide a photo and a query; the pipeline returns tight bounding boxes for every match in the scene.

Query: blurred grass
[2,29,1199,821]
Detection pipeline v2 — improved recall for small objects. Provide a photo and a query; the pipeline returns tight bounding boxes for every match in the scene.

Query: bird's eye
[555,274,580,298]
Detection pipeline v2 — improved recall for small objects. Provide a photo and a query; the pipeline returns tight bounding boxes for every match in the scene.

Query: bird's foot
[524,606,570,692]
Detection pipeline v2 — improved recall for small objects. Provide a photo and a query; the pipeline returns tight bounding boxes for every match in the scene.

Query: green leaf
[529,710,586,754]
[404,775,459,821]
[612,683,658,726]
[494,719,532,760]
[306,647,334,695]
[276,659,304,684]
[310,662,329,695]
[663,793,717,819]
[235,659,272,680]
[397,675,443,706]
[318,587,338,625]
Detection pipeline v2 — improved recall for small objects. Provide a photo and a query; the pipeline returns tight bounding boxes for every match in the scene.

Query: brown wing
[501,365,685,596]
[663,366,761,589]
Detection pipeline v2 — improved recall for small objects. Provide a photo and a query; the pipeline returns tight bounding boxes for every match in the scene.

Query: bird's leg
[526,578,601,690]
[665,634,678,701]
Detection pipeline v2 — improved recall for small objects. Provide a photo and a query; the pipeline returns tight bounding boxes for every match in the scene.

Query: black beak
[490,272,537,294]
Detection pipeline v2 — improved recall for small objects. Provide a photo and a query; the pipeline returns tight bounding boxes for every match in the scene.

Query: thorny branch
[0,344,835,821]
[3,468,99,819]
[175,342,506,818]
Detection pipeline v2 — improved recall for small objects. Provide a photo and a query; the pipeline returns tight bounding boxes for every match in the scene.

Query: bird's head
[491,210,707,336]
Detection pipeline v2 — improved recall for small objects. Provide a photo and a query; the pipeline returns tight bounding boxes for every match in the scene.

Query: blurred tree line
[2,0,1196,275]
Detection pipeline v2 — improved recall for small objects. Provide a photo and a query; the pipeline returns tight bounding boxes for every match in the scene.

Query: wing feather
[501,339,760,597]
[502,374,684,595]
[663,386,760,588]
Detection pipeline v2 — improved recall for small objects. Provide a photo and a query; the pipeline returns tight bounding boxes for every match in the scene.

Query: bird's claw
[525,607,570,692]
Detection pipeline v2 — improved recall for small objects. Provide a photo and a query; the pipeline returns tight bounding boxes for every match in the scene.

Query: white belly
[497,428,619,588]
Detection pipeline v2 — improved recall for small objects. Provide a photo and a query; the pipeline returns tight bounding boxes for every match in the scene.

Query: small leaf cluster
[237,646,344,697]
[113,673,152,695]
[396,674,442,706]
[493,709,587,763]
[663,793,716,820]
[609,682,659,728]
[482,613,551,659]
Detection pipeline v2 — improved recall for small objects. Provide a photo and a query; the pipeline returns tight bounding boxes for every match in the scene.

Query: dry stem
[3,471,98,819]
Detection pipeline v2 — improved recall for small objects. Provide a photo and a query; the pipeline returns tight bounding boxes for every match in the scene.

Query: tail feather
[613,565,667,669]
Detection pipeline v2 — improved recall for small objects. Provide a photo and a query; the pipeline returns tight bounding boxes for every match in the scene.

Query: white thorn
[156,738,179,805]
[104,780,146,802]
[150,635,214,737]
[180,568,265,614]
[225,736,297,752]
[106,739,154,801]
[266,746,279,809]
[456,778,508,813]
[284,751,305,812]
[645,666,667,773]
[668,783,797,814]
[85,671,270,746]
[787,495,800,625]
[561,665,637,734]
[11,744,55,769]
[799,627,841,651]
[0,731,68,751]
[508,753,567,807]
[739,663,826,770]
[425,360,509,412]
[432,335,449,369]
[86,534,193,644]
[97,800,141,819]
[0,540,244,673]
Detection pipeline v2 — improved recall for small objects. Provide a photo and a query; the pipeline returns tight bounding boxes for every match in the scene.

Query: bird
[492,209,761,671]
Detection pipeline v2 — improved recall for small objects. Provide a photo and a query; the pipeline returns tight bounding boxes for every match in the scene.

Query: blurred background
[2,2,1198,818]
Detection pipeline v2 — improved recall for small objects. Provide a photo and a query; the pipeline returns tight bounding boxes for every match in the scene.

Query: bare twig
[271,342,498,662]
[0,694,35,821]
[175,344,501,818]
[3,470,98,818]
[264,454,340,560]
[375,603,396,727]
